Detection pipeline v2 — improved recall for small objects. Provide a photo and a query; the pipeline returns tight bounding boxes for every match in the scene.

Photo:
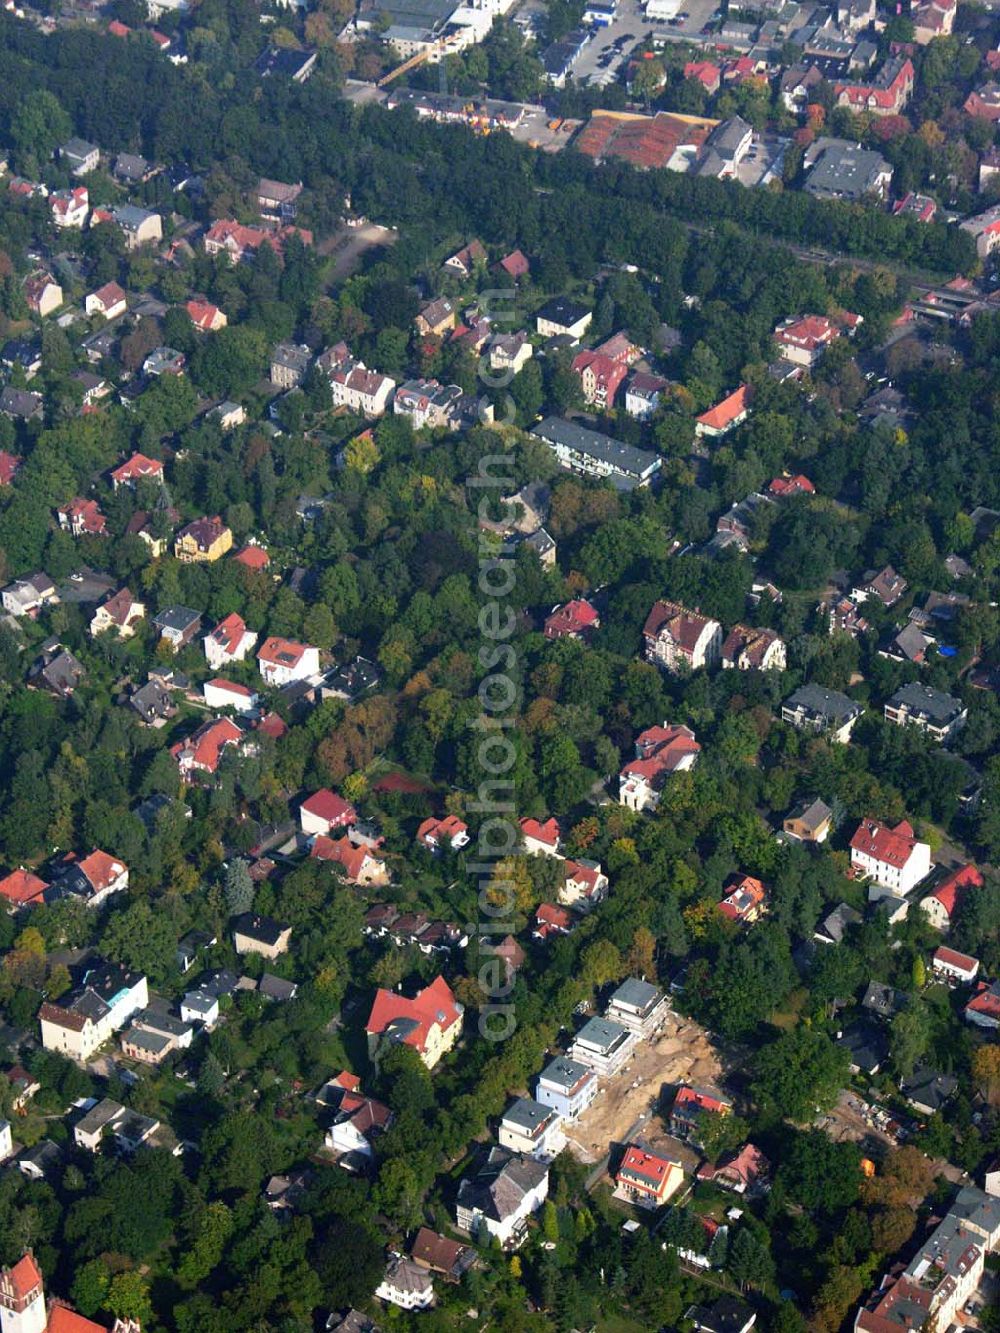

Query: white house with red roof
[57,498,106,537]
[619,723,700,812]
[965,980,1000,1029]
[171,717,243,780]
[311,834,387,886]
[559,859,608,911]
[89,587,145,638]
[695,384,751,438]
[532,903,576,941]
[696,1142,770,1194]
[571,349,628,410]
[773,312,860,369]
[257,637,319,687]
[110,452,164,490]
[74,850,128,907]
[520,817,561,857]
[204,219,312,263]
[768,473,814,498]
[614,1143,684,1208]
[365,976,463,1069]
[669,1085,732,1143]
[299,789,357,837]
[0,869,48,910]
[204,612,258,670]
[50,187,89,228]
[543,599,600,641]
[185,299,227,332]
[1,1250,140,1333]
[718,874,767,926]
[203,679,257,713]
[684,59,721,92]
[643,600,722,673]
[850,818,931,896]
[84,281,127,321]
[918,864,983,932]
[833,56,914,116]
[0,452,22,487]
[417,814,470,853]
[931,945,980,986]
[720,624,786,671]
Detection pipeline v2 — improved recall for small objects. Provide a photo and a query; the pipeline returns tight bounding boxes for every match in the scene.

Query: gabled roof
[366,975,462,1053]
[697,384,751,431]
[1,1252,42,1301]
[186,298,224,330]
[0,868,48,906]
[230,912,288,946]
[850,818,921,869]
[643,600,717,651]
[310,834,375,881]
[926,864,982,919]
[170,717,242,772]
[77,850,126,892]
[258,636,312,667]
[932,944,979,973]
[96,586,141,626]
[301,788,357,826]
[208,612,250,656]
[90,279,126,308]
[177,515,228,549]
[520,816,560,848]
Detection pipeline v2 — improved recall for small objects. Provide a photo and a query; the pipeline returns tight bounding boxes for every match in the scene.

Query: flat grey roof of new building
[502,1096,555,1131]
[538,1055,593,1090]
[608,978,663,1014]
[574,1016,630,1051]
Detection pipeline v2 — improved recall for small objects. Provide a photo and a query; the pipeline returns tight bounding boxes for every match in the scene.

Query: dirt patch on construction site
[563,1014,724,1165]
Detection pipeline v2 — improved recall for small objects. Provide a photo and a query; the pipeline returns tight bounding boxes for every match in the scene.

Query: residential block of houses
[535,1055,599,1121]
[174,516,233,562]
[38,961,148,1061]
[619,722,700,812]
[498,1097,564,1160]
[257,636,320,686]
[615,1143,684,1208]
[884,682,967,743]
[643,600,722,673]
[366,976,463,1069]
[568,1016,637,1076]
[850,818,931,896]
[781,684,862,742]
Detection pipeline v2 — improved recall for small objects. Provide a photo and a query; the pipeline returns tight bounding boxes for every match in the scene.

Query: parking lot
[568,0,720,87]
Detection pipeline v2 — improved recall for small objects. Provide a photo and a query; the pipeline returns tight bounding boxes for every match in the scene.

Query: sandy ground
[563,1013,724,1165]
[319,222,399,280]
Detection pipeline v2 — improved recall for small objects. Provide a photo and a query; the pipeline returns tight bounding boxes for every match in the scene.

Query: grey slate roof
[887,682,965,726]
[457,1146,548,1222]
[783,683,861,725]
[531,417,660,482]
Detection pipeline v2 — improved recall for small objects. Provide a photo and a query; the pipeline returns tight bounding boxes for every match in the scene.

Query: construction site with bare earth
[562,1011,725,1168]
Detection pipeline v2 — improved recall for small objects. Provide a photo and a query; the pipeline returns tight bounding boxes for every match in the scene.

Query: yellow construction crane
[378,47,432,87]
